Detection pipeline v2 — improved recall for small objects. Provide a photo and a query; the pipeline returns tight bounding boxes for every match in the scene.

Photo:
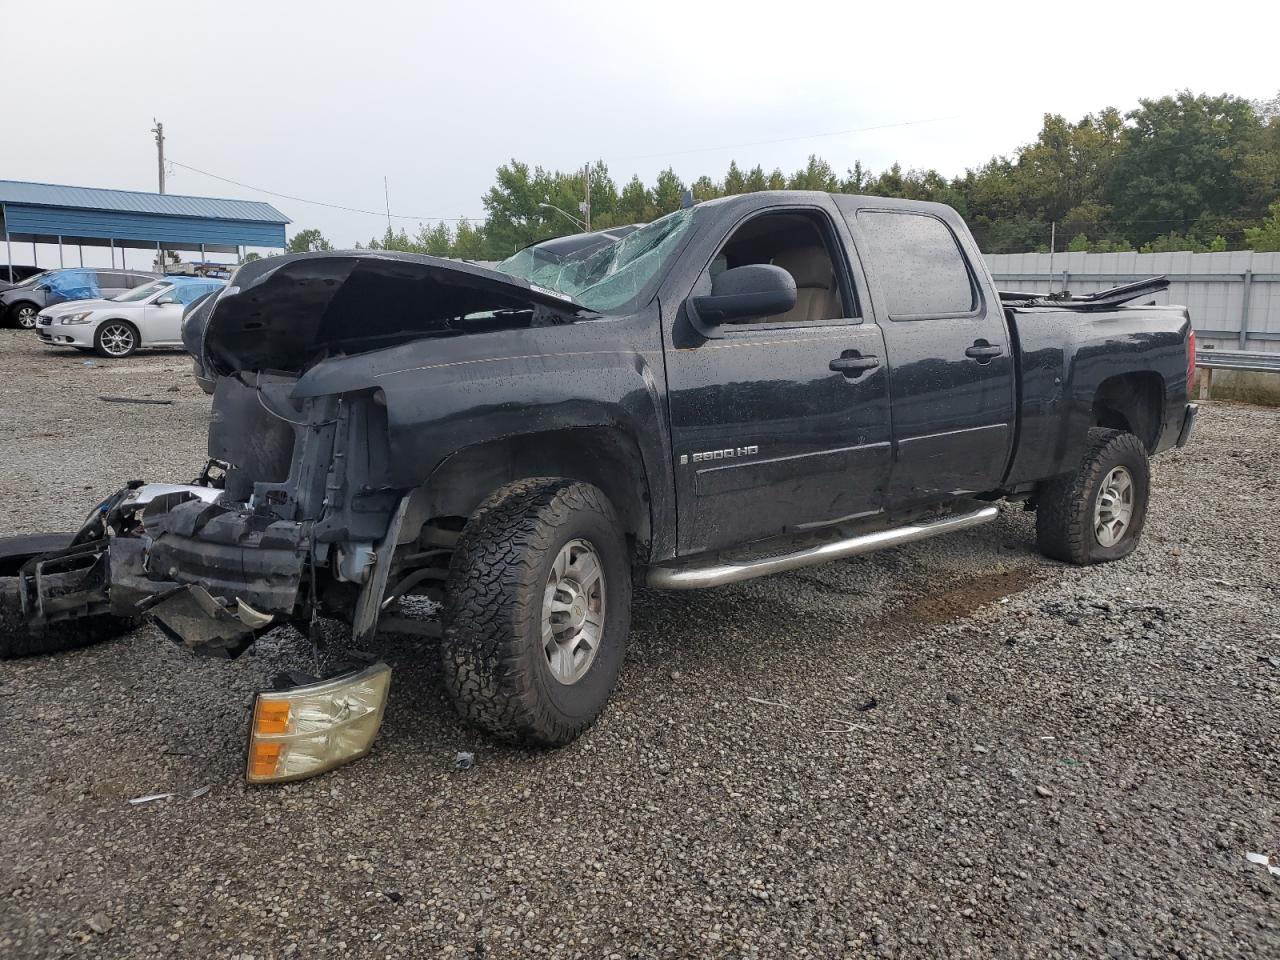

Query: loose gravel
[1,328,1277,958]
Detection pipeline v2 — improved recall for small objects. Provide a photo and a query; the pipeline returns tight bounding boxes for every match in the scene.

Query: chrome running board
[646,502,1000,590]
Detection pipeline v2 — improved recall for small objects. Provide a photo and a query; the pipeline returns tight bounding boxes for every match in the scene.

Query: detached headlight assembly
[60,312,94,324]
[246,663,391,784]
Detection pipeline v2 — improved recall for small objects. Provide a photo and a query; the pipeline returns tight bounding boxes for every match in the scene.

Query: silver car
[36,277,227,358]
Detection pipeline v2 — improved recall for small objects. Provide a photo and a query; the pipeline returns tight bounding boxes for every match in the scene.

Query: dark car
[2,191,1197,783]
[0,268,159,329]
[0,265,46,288]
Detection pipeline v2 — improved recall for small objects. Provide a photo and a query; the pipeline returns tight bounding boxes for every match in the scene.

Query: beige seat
[770,246,839,322]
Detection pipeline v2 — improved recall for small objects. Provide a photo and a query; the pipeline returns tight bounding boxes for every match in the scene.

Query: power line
[168,159,485,222]
[617,114,966,162]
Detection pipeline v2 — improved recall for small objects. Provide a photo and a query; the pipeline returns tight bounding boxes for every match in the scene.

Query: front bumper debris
[150,585,275,659]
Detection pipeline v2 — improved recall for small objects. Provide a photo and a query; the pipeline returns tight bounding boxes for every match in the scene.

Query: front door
[665,204,893,556]
[143,297,185,344]
[836,201,1015,507]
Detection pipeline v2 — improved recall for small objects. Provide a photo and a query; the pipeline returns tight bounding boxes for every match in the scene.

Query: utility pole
[384,177,392,236]
[152,120,166,194]
[152,119,166,271]
[581,163,591,232]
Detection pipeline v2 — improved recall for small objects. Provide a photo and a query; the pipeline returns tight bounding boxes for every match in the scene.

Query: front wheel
[1035,428,1150,565]
[441,478,631,746]
[94,320,139,358]
[9,302,39,329]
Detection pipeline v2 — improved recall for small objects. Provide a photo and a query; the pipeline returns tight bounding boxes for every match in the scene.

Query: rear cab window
[849,209,978,320]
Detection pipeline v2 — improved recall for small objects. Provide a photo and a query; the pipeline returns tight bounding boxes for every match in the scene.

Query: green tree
[786,155,839,191]
[723,160,747,196]
[416,221,454,256]
[453,219,487,260]
[617,174,652,224]
[1107,92,1264,246]
[286,228,333,253]
[652,168,687,215]
[1245,201,1280,251]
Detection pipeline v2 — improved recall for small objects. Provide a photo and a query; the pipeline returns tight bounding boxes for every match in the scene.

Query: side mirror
[155,296,177,306]
[688,264,796,335]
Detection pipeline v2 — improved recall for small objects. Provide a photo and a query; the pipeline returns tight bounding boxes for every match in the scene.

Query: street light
[538,203,587,231]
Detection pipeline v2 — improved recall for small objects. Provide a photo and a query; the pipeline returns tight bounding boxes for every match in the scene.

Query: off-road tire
[441,478,631,746]
[0,574,135,658]
[1036,428,1150,565]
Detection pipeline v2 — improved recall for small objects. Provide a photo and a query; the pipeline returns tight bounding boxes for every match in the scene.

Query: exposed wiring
[255,386,337,427]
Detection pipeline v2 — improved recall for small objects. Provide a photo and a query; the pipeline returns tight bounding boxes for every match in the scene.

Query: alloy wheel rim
[1094,465,1134,547]
[541,538,605,685]
[100,323,135,356]
[17,307,36,329]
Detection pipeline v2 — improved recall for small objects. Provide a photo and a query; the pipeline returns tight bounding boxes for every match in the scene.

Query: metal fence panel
[983,251,1280,353]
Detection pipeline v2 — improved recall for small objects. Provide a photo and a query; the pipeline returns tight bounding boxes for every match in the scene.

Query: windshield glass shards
[494,208,696,314]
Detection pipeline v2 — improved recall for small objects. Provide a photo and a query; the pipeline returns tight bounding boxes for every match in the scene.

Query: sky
[4,0,1278,267]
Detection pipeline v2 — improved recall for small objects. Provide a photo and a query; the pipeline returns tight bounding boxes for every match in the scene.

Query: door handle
[829,352,880,377]
[965,341,1003,363]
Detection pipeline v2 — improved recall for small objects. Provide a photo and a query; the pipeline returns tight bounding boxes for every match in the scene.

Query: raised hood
[199,251,588,375]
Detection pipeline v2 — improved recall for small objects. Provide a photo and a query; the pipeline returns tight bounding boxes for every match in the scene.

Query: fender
[289,310,677,561]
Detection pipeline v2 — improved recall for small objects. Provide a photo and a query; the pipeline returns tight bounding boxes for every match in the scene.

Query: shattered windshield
[494,208,697,314]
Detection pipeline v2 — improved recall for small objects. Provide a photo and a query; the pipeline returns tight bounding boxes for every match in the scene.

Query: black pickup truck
[0,191,1197,780]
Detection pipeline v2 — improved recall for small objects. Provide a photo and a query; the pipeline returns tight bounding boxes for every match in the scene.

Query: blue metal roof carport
[0,179,290,278]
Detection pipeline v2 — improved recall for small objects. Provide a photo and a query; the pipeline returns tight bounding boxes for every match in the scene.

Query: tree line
[285,90,1280,260]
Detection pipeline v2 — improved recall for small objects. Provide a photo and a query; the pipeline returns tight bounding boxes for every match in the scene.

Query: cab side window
[855,210,977,319]
[708,211,856,324]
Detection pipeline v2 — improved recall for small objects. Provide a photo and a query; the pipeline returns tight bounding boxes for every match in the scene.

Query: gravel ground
[1,328,1278,959]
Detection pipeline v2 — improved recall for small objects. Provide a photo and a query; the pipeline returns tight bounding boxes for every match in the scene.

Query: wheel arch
[1092,371,1166,452]
[417,427,654,560]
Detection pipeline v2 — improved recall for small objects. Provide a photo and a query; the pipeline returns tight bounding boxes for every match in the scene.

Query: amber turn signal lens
[254,701,290,735]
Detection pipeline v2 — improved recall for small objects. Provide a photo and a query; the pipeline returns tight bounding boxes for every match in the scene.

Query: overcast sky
[5,0,1278,264]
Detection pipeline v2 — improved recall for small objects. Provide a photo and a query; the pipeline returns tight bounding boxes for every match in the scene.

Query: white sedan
[35,277,226,358]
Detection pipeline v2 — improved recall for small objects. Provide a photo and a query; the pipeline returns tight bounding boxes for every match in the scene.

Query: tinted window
[126,273,156,287]
[855,211,976,318]
[96,272,127,288]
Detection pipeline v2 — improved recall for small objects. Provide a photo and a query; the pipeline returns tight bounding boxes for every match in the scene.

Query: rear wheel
[440,478,631,746]
[9,302,39,329]
[1035,428,1150,565]
[94,320,139,358]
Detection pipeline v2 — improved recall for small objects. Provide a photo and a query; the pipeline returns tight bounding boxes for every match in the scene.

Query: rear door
[95,271,130,299]
[834,200,1014,506]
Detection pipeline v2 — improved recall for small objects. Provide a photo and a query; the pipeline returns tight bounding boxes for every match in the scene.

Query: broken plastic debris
[454,752,475,770]
[820,718,868,734]
[1246,851,1270,866]
[97,395,174,405]
[129,792,174,805]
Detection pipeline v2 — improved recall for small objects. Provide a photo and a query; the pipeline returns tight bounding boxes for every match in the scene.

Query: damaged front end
[8,250,590,779]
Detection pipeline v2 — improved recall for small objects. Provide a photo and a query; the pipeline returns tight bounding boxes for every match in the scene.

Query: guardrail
[1195,348,1280,400]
